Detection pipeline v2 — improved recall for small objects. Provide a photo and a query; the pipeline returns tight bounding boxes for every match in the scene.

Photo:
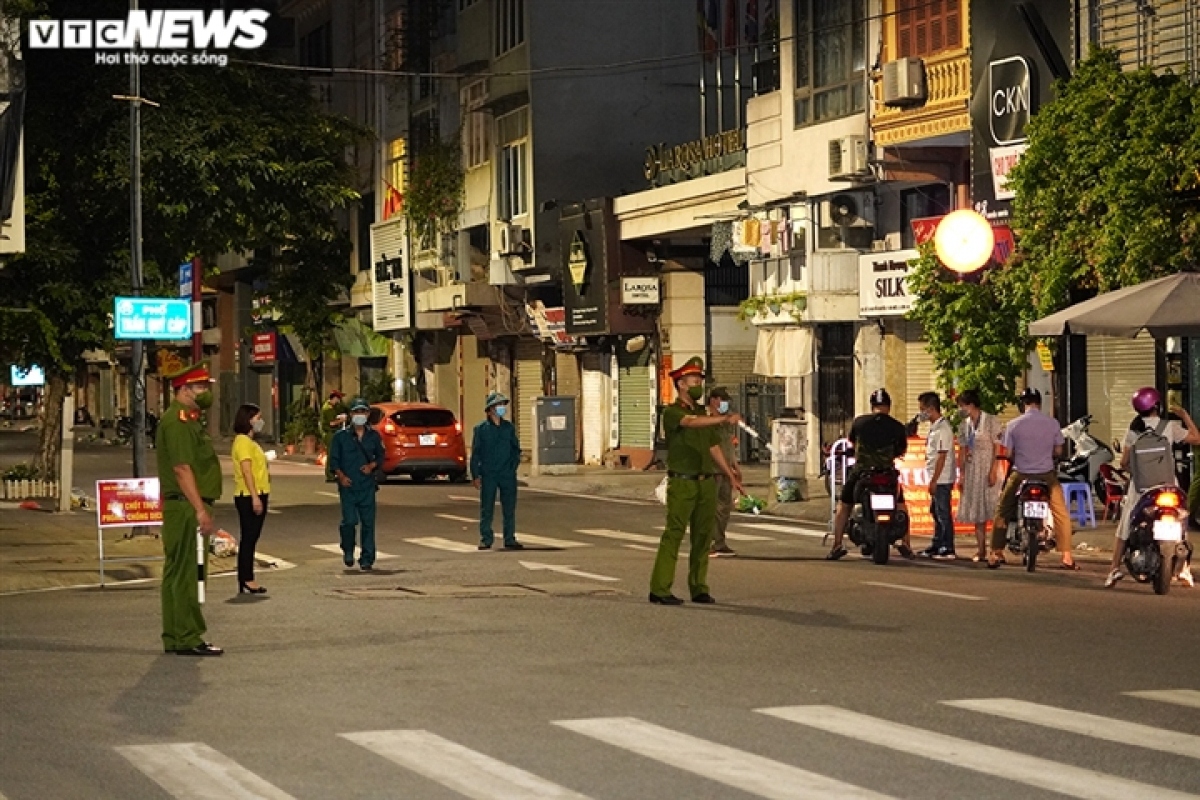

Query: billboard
[9,364,44,386]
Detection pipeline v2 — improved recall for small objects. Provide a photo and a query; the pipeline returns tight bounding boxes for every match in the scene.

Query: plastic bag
[775,478,800,503]
[654,476,669,505]
[210,529,238,557]
[736,494,766,515]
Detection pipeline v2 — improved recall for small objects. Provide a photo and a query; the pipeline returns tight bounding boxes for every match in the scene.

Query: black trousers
[234,494,269,583]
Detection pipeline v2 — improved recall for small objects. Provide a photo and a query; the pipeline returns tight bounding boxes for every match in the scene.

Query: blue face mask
[717,400,730,414]
[494,405,507,419]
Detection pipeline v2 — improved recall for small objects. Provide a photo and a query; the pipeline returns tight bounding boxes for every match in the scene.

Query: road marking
[311,544,397,560]
[316,491,340,499]
[405,537,480,553]
[447,495,477,502]
[340,730,592,799]
[576,528,660,545]
[735,522,827,538]
[625,544,657,552]
[944,698,1200,759]
[555,717,893,799]
[522,487,651,505]
[1126,690,1200,710]
[861,582,985,601]
[758,705,1196,800]
[252,552,296,571]
[723,531,774,542]
[435,515,590,548]
[117,742,297,799]
[520,561,619,582]
[266,509,282,515]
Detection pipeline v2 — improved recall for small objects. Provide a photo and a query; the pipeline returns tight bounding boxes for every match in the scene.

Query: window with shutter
[896,0,961,58]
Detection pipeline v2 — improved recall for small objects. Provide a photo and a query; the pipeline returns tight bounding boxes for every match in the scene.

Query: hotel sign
[858,250,918,317]
[643,129,746,187]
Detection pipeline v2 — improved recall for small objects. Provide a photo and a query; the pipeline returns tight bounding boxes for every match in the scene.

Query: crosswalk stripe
[555,717,894,799]
[340,730,592,799]
[576,528,660,545]
[435,515,589,548]
[759,705,1197,800]
[944,698,1200,759]
[723,531,774,542]
[1126,690,1200,710]
[735,522,826,538]
[311,544,396,560]
[447,495,477,501]
[405,537,479,553]
[116,743,297,799]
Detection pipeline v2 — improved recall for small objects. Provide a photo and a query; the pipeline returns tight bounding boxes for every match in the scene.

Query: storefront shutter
[581,351,608,465]
[617,347,653,449]
[513,338,544,453]
[1087,334,1156,449]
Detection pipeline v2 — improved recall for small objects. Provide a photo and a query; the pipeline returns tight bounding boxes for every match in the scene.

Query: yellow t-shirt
[231,434,271,496]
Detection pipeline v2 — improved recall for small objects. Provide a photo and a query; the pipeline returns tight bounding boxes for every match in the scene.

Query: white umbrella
[1028,272,1200,337]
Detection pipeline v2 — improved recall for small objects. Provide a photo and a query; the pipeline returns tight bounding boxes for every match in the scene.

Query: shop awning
[332,318,391,358]
[754,328,813,378]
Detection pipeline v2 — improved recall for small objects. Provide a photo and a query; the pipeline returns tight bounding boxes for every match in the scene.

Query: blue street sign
[114,297,192,340]
[179,262,193,298]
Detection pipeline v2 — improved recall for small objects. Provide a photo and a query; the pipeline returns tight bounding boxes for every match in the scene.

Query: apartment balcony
[871,49,971,147]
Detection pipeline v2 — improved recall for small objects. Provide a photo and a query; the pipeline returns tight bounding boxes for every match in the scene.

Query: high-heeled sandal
[238,583,267,594]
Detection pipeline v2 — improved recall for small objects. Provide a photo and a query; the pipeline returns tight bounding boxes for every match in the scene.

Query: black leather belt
[165,494,216,504]
[668,472,713,481]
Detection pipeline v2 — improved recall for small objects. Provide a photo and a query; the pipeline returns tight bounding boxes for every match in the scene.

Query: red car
[369,402,468,483]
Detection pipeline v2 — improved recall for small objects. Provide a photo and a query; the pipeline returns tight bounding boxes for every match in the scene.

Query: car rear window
[392,409,457,429]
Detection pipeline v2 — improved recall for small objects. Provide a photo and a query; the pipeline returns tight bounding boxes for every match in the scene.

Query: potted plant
[283,398,322,457]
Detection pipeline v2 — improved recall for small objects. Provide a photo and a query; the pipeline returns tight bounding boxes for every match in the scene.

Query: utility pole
[128,0,146,478]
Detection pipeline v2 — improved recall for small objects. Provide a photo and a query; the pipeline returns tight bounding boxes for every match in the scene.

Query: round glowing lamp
[934,209,995,274]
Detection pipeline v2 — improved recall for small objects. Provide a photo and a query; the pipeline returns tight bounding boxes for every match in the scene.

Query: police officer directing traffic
[649,357,744,606]
[156,361,224,656]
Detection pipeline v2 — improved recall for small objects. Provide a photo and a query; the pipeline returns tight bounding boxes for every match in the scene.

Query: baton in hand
[196,526,206,604]
[737,420,773,453]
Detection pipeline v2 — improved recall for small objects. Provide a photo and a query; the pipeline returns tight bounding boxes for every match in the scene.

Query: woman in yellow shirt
[231,404,272,595]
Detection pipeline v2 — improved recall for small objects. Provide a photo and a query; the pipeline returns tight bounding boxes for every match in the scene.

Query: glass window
[494,0,525,56]
[496,108,529,219]
[461,81,490,169]
[384,9,406,70]
[394,409,457,428]
[794,0,866,127]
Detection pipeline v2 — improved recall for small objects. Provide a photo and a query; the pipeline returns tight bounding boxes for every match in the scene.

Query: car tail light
[1156,492,1181,509]
[383,419,397,435]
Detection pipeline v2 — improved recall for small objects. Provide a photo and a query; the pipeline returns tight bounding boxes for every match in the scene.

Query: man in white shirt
[1105,388,1200,588]
[918,392,958,560]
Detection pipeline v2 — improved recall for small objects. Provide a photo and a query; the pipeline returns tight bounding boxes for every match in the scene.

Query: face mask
[917,411,929,422]
[351,414,368,427]
[252,418,265,434]
[687,385,705,401]
[193,389,213,410]
[717,400,730,414]
[494,405,507,418]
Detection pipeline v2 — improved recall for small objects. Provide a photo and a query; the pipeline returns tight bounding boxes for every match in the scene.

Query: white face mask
[717,400,730,414]
[252,418,265,434]
[351,414,368,427]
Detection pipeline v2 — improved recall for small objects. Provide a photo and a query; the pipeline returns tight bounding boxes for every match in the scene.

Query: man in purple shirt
[987,388,1078,569]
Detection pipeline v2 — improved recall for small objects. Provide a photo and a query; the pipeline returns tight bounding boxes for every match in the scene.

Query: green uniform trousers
[712,474,734,550]
[161,499,208,652]
[478,474,518,547]
[650,477,717,598]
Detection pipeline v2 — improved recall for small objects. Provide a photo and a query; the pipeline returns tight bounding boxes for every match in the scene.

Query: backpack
[1129,419,1175,491]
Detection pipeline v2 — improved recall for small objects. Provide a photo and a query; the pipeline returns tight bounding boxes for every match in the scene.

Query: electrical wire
[231,0,959,82]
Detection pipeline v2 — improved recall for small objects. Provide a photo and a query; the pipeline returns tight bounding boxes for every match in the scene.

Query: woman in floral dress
[956,389,1004,561]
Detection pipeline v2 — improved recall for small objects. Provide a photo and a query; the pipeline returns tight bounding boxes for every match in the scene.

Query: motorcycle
[1123,485,1192,595]
[1007,477,1056,572]
[846,466,909,565]
[116,411,158,445]
[1058,415,1113,500]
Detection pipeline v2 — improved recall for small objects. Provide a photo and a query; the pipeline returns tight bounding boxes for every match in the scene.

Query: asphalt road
[1,438,1198,799]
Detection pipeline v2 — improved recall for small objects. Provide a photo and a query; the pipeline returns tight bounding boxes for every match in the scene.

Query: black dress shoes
[691,593,716,604]
[503,541,525,550]
[174,642,224,657]
[478,543,492,550]
[648,593,684,605]
[238,583,267,594]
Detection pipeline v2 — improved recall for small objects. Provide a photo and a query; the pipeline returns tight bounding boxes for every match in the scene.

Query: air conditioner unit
[828,135,870,180]
[882,57,926,107]
[820,193,873,228]
[498,223,523,256]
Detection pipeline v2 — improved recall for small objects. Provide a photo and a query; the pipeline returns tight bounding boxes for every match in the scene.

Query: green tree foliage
[907,48,1200,416]
[405,133,464,250]
[0,0,363,475]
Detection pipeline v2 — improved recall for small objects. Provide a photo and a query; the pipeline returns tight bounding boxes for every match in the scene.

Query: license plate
[1023,501,1049,519]
[1153,520,1183,542]
[418,434,436,446]
[870,494,895,511]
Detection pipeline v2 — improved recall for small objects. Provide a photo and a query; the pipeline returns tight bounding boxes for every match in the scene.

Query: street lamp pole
[129,0,146,478]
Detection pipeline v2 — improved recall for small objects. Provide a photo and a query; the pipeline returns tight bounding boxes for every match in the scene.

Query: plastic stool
[1062,482,1096,528]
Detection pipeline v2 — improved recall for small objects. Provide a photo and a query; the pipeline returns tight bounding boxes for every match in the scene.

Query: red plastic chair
[1099,463,1127,521]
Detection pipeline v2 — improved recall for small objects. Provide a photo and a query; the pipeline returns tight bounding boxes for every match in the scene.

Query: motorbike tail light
[876,513,892,523]
[382,419,398,436]
[1155,492,1181,509]
[868,474,893,488]
[1026,486,1045,499]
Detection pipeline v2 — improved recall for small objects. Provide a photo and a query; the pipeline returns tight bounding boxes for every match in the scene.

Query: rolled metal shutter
[1087,334,1156,448]
[581,351,608,465]
[617,347,653,449]
[513,339,544,453]
[903,323,935,424]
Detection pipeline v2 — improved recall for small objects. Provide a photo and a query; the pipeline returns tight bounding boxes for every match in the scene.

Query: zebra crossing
[80,689,1200,799]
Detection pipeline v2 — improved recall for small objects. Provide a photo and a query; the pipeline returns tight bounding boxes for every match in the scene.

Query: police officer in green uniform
[156,361,224,656]
[321,390,347,481]
[649,357,745,605]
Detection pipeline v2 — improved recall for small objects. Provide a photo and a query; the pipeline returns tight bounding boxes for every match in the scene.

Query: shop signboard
[970,0,1071,222]
[113,297,192,340]
[251,332,276,364]
[370,217,411,332]
[897,437,976,537]
[621,276,660,305]
[96,478,163,529]
[858,250,917,317]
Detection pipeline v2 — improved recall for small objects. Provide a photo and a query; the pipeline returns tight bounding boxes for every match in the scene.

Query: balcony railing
[872,49,971,147]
